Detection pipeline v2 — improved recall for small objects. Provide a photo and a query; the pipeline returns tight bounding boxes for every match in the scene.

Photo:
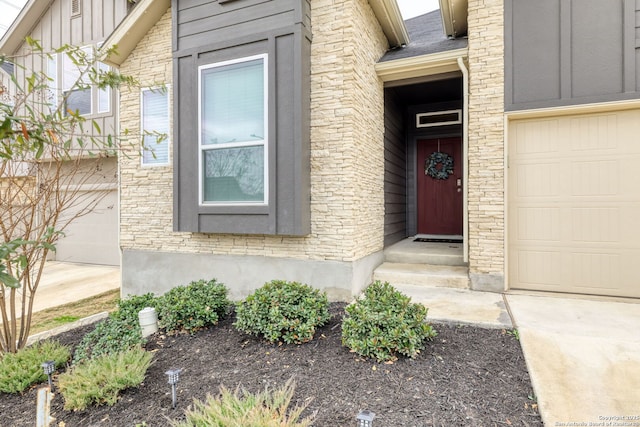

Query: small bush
[72,317,146,364]
[173,379,313,427]
[112,293,161,324]
[58,346,153,411]
[157,279,230,334]
[234,280,330,344]
[72,293,162,364]
[341,281,437,362]
[0,341,70,393]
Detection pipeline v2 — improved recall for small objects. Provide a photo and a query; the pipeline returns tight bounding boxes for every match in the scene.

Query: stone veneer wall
[118,3,388,297]
[466,0,506,291]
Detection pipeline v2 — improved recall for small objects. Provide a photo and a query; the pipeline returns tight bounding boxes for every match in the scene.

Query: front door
[416,138,463,235]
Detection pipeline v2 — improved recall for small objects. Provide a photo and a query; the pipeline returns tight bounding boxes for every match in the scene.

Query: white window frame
[197,54,269,206]
[60,45,112,117]
[140,86,171,167]
[416,109,462,128]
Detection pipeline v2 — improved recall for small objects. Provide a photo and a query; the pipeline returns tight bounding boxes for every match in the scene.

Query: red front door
[416,138,463,235]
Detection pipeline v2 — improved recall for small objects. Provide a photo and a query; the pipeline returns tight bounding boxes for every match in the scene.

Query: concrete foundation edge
[121,249,384,301]
[469,272,505,292]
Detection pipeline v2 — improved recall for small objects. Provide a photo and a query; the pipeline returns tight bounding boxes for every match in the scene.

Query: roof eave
[369,0,410,47]
[375,47,468,82]
[101,0,170,67]
[0,0,55,55]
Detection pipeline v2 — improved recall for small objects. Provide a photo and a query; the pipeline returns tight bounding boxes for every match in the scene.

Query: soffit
[369,0,409,47]
[0,0,55,55]
[102,0,170,67]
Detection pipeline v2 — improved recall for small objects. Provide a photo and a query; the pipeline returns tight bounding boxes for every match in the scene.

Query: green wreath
[425,151,454,180]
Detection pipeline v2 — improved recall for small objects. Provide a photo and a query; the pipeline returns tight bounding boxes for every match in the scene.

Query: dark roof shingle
[380,10,467,62]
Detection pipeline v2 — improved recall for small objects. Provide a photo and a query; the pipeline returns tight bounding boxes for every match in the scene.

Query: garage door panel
[513,250,563,286]
[516,207,561,241]
[55,190,119,265]
[509,108,640,298]
[516,162,562,197]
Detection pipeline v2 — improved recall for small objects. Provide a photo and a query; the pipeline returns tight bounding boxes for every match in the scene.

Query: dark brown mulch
[0,303,541,426]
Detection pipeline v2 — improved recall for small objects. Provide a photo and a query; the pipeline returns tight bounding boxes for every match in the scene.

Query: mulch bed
[0,303,542,426]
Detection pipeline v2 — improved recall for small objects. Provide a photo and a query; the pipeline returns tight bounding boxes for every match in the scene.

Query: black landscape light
[41,360,55,390]
[356,409,375,427]
[165,368,182,409]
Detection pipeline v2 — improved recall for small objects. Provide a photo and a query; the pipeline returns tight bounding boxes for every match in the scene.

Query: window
[60,46,111,116]
[198,54,268,205]
[141,87,170,166]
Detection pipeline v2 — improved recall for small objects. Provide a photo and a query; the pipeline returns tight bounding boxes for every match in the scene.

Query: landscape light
[165,368,182,409]
[41,360,55,390]
[356,409,375,427]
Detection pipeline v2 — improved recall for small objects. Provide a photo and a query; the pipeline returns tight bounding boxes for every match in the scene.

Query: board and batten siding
[383,89,407,246]
[505,0,640,110]
[12,0,129,138]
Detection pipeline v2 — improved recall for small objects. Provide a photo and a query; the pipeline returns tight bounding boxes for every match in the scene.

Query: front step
[383,238,465,266]
[373,262,470,289]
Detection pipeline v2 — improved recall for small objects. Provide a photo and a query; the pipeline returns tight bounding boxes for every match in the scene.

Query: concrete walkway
[506,293,640,426]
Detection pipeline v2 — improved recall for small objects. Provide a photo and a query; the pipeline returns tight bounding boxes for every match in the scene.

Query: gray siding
[11,0,128,135]
[173,0,311,235]
[505,0,640,110]
[384,89,407,246]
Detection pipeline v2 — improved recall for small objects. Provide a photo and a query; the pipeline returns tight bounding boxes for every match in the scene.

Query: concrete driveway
[34,261,120,313]
[505,293,640,426]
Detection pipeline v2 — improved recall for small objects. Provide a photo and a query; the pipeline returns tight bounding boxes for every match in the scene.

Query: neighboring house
[102,0,640,300]
[0,0,132,266]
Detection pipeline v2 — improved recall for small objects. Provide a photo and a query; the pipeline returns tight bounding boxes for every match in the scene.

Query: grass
[27,289,120,335]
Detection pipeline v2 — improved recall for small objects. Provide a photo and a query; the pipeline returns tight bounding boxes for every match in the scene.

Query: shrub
[72,293,162,364]
[341,281,437,362]
[112,293,161,324]
[234,280,330,344]
[58,346,153,411]
[157,279,230,334]
[173,379,313,427]
[72,317,146,364]
[0,341,70,393]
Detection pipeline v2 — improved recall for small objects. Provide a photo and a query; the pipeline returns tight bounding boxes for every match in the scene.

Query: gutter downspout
[457,56,469,264]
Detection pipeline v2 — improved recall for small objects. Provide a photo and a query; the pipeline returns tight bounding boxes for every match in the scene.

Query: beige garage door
[55,189,119,266]
[508,108,640,298]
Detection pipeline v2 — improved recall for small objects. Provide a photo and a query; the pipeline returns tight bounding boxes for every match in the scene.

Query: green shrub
[72,317,146,364]
[234,280,330,344]
[173,379,313,427]
[112,293,161,324]
[158,279,230,334]
[0,340,70,393]
[72,293,162,364]
[341,281,437,362]
[58,346,153,411]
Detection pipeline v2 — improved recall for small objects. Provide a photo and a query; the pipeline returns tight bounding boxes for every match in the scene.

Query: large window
[141,87,170,166]
[198,55,268,205]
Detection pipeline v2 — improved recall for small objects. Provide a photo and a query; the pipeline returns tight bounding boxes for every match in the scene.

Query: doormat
[414,238,463,243]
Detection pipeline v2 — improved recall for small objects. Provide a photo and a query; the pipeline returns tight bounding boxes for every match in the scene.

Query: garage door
[508,108,640,298]
[55,189,119,265]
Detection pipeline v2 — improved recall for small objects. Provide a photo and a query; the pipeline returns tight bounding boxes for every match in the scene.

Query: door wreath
[425,151,454,180]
